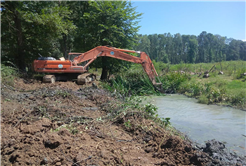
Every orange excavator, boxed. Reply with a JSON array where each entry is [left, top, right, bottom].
[[33, 46, 162, 90]]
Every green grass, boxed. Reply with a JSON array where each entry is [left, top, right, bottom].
[[226, 80, 246, 89]]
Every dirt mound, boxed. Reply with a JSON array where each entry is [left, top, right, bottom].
[[1, 78, 245, 165]]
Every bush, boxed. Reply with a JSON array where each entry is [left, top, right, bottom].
[[179, 81, 204, 97], [103, 68, 159, 97], [230, 91, 246, 106], [198, 95, 209, 104], [235, 68, 246, 79], [1, 63, 19, 86], [144, 103, 158, 116], [160, 72, 188, 93]]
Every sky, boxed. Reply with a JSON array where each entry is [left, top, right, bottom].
[[132, 1, 245, 41]]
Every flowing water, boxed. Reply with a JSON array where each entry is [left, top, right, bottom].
[[149, 94, 246, 156]]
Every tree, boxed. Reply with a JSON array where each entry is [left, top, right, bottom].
[[134, 34, 151, 55], [227, 40, 240, 60], [197, 31, 209, 63], [64, 1, 89, 54], [173, 33, 182, 64], [157, 34, 169, 63], [73, 1, 142, 80], [165, 33, 174, 64], [187, 36, 198, 63], [239, 41, 246, 61], [1, 1, 76, 70], [148, 34, 159, 61]]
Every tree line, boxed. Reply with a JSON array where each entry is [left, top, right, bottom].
[[134, 32, 246, 64]]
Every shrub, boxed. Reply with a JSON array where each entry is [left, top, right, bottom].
[[144, 103, 158, 116], [230, 91, 246, 106], [198, 95, 209, 104], [103, 68, 159, 96], [235, 68, 246, 79], [160, 72, 188, 93], [1, 63, 19, 86]]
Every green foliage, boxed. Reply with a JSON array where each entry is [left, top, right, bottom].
[[77, 1, 142, 79], [134, 31, 246, 65], [161, 117, 171, 127], [180, 81, 204, 97], [230, 91, 246, 106], [105, 93, 171, 129], [102, 67, 159, 96], [1, 63, 19, 86], [235, 68, 246, 79], [198, 95, 209, 104], [83, 1, 141, 48], [226, 80, 245, 89], [1, 1, 76, 69], [144, 103, 158, 116], [160, 73, 189, 93], [207, 88, 227, 103], [124, 120, 131, 128], [164, 61, 246, 109]]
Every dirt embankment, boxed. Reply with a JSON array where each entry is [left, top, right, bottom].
[[1, 78, 245, 165]]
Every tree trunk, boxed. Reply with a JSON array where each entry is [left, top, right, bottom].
[[14, 9, 25, 70], [63, 35, 67, 59], [100, 56, 108, 80]]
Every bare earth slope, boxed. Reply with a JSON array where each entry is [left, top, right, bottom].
[[1, 78, 245, 165]]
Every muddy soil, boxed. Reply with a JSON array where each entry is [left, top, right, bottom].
[[1, 77, 245, 165]]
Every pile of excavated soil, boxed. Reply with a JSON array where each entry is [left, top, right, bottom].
[[1, 77, 245, 165]]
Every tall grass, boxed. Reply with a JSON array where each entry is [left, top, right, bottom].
[[101, 67, 160, 97], [160, 72, 189, 93]]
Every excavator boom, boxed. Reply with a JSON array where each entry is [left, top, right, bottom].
[[33, 46, 162, 88]]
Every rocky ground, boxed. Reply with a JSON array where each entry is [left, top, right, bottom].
[[1, 77, 245, 165]]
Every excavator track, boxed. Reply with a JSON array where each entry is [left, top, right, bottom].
[[77, 73, 96, 85], [43, 75, 56, 83]]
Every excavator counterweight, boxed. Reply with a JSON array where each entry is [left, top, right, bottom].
[[33, 46, 162, 91]]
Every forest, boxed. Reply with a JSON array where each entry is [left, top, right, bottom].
[[134, 33, 246, 64], [1, 1, 245, 74]]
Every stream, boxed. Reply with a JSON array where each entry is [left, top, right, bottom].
[[149, 94, 246, 156]]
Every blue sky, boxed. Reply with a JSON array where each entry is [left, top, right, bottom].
[[132, 1, 245, 41]]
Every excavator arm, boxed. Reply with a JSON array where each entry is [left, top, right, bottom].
[[69, 46, 162, 87]]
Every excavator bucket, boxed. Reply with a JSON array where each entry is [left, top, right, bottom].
[[153, 83, 164, 93]]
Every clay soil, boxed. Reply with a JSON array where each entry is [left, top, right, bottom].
[[0, 77, 242, 166]]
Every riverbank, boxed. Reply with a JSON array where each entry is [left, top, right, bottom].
[[1, 76, 246, 165], [102, 61, 246, 110]]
